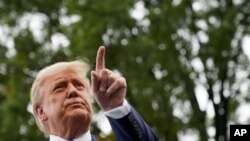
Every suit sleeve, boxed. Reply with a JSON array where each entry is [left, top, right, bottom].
[[106, 106, 159, 141]]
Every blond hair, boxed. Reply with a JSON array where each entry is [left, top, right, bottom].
[[30, 60, 90, 134]]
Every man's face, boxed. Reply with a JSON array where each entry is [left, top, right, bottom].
[[39, 68, 92, 133]]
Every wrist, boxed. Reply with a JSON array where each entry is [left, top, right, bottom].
[[104, 99, 131, 119], [102, 99, 124, 111]]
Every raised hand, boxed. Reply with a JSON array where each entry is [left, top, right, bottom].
[[91, 46, 127, 111]]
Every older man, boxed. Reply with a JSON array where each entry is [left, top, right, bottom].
[[30, 46, 159, 141]]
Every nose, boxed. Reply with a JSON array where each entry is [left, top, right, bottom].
[[67, 83, 78, 98]]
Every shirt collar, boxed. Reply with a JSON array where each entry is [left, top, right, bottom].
[[50, 130, 92, 141]]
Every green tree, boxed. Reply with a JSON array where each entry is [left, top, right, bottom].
[[1, 0, 250, 141]]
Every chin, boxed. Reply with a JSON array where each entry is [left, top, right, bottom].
[[68, 109, 92, 121]]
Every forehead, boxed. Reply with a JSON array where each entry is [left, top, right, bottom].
[[43, 68, 85, 84]]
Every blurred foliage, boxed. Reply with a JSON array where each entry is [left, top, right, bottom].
[[1, 0, 250, 141]]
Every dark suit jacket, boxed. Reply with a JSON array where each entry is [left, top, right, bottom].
[[107, 106, 159, 141], [91, 135, 96, 141]]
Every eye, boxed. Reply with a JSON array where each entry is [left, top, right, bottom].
[[76, 84, 85, 90], [53, 83, 66, 93], [74, 81, 85, 90], [54, 87, 64, 92]]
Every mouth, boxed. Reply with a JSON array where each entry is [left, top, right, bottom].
[[66, 100, 85, 108]]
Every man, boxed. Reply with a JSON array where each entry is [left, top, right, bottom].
[[30, 46, 159, 141]]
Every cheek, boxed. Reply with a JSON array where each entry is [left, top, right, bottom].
[[45, 96, 64, 115], [50, 96, 59, 104], [86, 100, 92, 113], [81, 94, 93, 113]]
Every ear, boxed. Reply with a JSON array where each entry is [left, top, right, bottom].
[[35, 105, 48, 121]]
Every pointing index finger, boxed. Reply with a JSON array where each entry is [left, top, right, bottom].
[[96, 46, 106, 72]]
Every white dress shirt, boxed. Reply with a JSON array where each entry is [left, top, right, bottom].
[[104, 99, 131, 119], [49, 100, 131, 141], [50, 130, 91, 141]]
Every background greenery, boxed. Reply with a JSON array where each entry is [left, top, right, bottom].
[[0, 0, 250, 141]]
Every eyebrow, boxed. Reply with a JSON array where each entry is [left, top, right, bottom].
[[53, 77, 85, 86], [71, 78, 86, 86], [54, 81, 66, 88], [50, 78, 67, 89]]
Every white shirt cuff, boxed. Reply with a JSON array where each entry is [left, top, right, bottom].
[[104, 99, 131, 119]]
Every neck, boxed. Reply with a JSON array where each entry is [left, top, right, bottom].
[[60, 128, 88, 139], [48, 117, 90, 139]]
